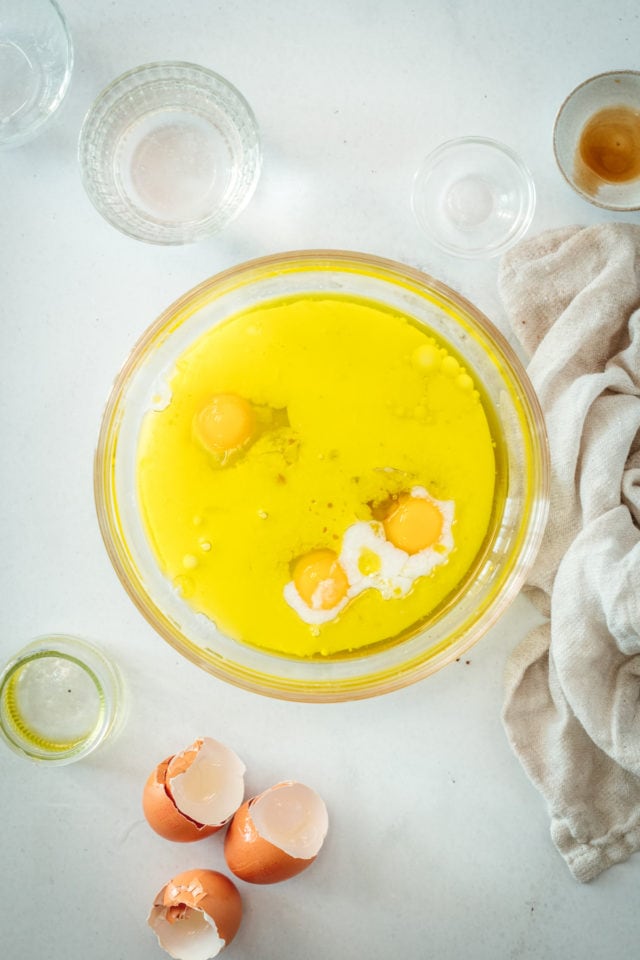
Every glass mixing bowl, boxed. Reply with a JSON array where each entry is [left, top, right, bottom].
[[95, 251, 549, 702]]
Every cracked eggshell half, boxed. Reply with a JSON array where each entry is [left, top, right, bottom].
[[224, 780, 329, 883], [143, 737, 246, 842], [148, 869, 242, 960]]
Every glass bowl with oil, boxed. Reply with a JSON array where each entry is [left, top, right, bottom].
[[95, 251, 549, 702], [554, 70, 640, 210], [0, 635, 123, 764]]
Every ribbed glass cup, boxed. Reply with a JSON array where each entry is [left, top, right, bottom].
[[78, 62, 261, 244]]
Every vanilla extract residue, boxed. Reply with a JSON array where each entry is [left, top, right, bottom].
[[575, 104, 640, 196]]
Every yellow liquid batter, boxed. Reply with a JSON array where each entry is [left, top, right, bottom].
[[136, 296, 497, 658]]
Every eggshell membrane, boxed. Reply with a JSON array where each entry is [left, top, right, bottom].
[[142, 757, 220, 843], [167, 737, 246, 827], [224, 781, 329, 884], [148, 869, 242, 960]]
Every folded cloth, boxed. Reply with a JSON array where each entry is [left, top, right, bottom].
[[498, 223, 640, 883]]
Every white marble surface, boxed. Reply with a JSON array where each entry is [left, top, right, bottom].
[[1, 1, 639, 957]]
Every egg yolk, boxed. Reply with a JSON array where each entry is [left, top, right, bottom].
[[293, 549, 349, 611], [383, 494, 443, 555], [193, 393, 255, 458]]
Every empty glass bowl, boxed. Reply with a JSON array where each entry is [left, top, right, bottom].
[[554, 70, 640, 210], [0, 0, 73, 148], [412, 137, 536, 258], [78, 62, 262, 244]]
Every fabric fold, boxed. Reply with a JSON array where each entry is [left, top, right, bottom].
[[499, 223, 640, 882]]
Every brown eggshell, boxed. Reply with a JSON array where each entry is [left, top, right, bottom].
[[166, 741, 201, 779], [224, 797, 316, 884], [161, 869, 242, 947], [142, 756, 220, 843]]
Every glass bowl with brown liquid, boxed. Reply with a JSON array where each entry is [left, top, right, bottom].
[[554, 70, 640, 210]]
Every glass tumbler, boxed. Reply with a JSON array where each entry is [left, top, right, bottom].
[[0, 0, 73, 148], [78, 61, 262, 244]]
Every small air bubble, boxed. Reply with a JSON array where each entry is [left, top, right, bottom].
[[412, 343, 440, 373], [441, 355, 459, 377]]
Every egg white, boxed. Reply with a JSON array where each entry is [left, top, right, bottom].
[[340, 486, 455, 601], [283, 579, 349, 625], [283, 485, 455, 624], [339, 521, 413, 599]]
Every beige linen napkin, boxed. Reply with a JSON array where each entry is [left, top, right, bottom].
[[498, 223, 640, 883]]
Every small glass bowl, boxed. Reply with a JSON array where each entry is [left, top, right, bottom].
[[412, 137, 536, 258], [0, 635, 123, 764], [554, 70, 640, 211], [94, 250, 549, 703], [0, 0, 73, 148], [78, 62, 262, 244]]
